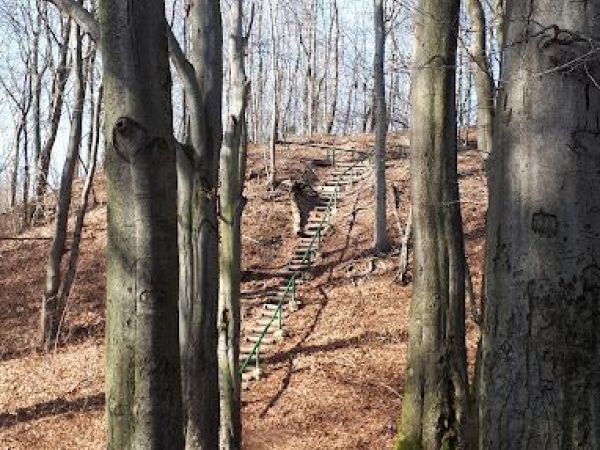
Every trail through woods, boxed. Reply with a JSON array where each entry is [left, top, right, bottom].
[[0, 136, 487, 449]]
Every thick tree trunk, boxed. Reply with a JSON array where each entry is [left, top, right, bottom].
[[480, 1, 600, 448], [101, 0, 182, 447], [397, 0, 467, 447], [40, 21, 85, 350], [465, 0, 494, 159], [373, 0, 390, 253], [177, 1, 223, 448], [217, 3, 247, 447]]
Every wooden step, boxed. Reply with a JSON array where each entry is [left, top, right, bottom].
[[259, 308, 290, 318], [294, 247, 316, 254], [255, 316, 282, 327], [325, 180, 351, 186], [247, 323, 279, 333], [246, 334, 276, 345], [285, 266, 308, 274], [263, 302, 288, 311], [295, 250, 317, 258], [240, 344, 262, 354], [288, 259, 311, 266], [239, 352, 257, 361], [335, 162, 361, 167], [315, 186, 338, 191]]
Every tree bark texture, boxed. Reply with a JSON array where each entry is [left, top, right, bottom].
[[326, 0, 339, 135], [465, 0, 494, 159], [268, 0, 279, 187], [217, 2, 247, 447], [480, 1, 600, 448], [101, 0, 182, 447], [397, 0, 467, 447], [373, 0, 390, 253], [177, 1, 223, 447], [34, 20, 71, 206], [40, 21, 85, 350]]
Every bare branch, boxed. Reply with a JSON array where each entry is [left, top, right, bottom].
[[45, 0, 100, 43], [166, 26, 201, 103]]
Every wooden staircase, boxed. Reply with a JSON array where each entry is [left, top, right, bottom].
[[239, 156, 370, 390]]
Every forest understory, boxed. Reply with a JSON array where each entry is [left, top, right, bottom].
[[0, 135, 486, 449]]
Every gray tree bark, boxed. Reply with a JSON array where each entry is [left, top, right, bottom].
[[397, 0, 468, 447], [100, 0, 183, 447], [217, 2, 248, 447], [58, 83, 102, 303], [175, 1, 222, 447], [465, 0, 494, 159], [33, 19, 71, 207], [10, 117, 25, 208], [480, 1, 600, 448], [268, 0, 279, 187], [373, 0, 390, 254], [40, 20, 85, 350], [326, 0, 339, 135]]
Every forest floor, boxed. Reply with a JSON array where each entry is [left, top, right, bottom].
[[0, 135, 487, 449]]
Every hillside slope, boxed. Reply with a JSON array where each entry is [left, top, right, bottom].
[[0, 137, 486, 449]]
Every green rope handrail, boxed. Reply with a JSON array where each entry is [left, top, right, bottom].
[[239, 156, 370, 378]]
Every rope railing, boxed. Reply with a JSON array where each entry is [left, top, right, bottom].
[[239, 155, 370, 380]]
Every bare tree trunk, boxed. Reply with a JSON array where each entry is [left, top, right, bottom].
[[397, 0, 467, 447], [253, 1, 264, 143], [480, 1, 600, 447], [99, 0, 183, 446], [40, 20, 85, 350], [326, 0, 339, 135], [466, 0, 494, 159], [217, 2, 248, 446], [268, 0, 279, 187], [56, 84, 103, 331], [494, 0, 505, 62], [308, 0, 316, 138], [361, 80, 370, 134], [84, 48, 97, 174], [10, 118, 25, 208], [34, 19, 71, 207], [373, 0, 390, 254], [176, 1, 223, 447], [22, 126, 30, 229], [31, 1, 43, 166]]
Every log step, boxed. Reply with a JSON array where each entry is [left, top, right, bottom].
[[285, 266, 308, 273], [255, 316, 282, 327], [240, 343, 264, 354], [246, 334, 276, 345], [247, 322, 282, 333], [239, 351, 257, 361], [259, 308, 290, 318]]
